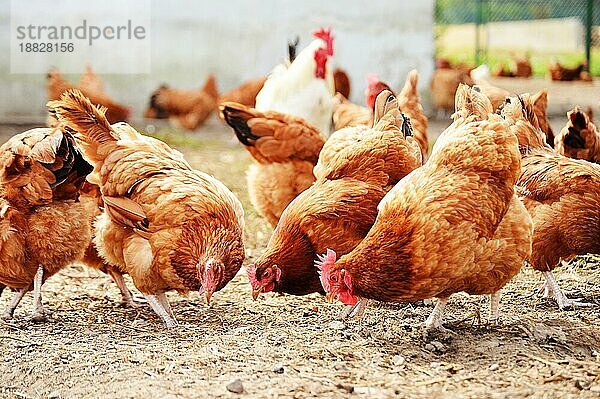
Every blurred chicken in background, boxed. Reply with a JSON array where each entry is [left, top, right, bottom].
[[218, 77, 267, 108], [430, 60, 474, 115], [555, 107, 600, 163], [47, 68, 131, 125], [144, 75, 219, 130]]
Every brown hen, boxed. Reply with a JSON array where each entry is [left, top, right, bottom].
[[554, 107, 600, 163], [49, 90, 245, 328], [220, 102, 326, 227], [318, 85, 532, 331], [144, 75, 219, 130], [218, 77, 266, 108], [47, 68, 130, 124], [246, 91, 422, 304], [502, 93, 600, 309], [0, 127, 93, 321]]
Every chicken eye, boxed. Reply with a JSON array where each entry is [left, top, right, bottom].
[[262, 270, 270, 278]]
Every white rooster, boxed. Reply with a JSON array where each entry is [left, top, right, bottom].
[[256, 27, 335, 135]]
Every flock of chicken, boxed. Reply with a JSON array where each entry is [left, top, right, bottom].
[[430, 57, 594, 115], [0, 28, 598, 332]]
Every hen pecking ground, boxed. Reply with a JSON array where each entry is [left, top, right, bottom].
[[0, 119, 599, 399]]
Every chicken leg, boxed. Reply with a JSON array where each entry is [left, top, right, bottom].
[[106, 269, 144, 308], [490, 291, 501, 324], [1, 287, 28, 320], [423, 297, 449, 332], [144, 293, 177, 328], [539, 271, 592, 310], [31, 266, 47, 322]]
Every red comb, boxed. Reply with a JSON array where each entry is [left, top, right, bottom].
[[312, 26, 334, 56], [315, 249, 337, 291]]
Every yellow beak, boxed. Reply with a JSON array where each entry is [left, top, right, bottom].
[[326, 292, 336, 303], [252, 286, 264, 300], [205, 291, 213, 305]]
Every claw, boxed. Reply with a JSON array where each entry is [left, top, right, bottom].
[[557, 297, 592, 310], [541, 271, 593, 310]]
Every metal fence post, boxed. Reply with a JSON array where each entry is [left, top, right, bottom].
[[585, 0, 593, 71], [475, 0, 483, 65]]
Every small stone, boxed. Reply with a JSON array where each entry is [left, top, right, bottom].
[[336, 383, 354, 393], [328, 320, 346, 330], [48, 392, 61, 399], [334, 361, 348, 372], [489, 363, 500, 371], [424, 343, 435, 352], [271, 364, 284, 374], [431, 341, 444, 351], [430, 362, 442, 368], [392, 355, 405, 366], [226, 379, 244, 394]]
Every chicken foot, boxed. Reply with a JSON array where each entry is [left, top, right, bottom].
[[337, 298, 369, 320], [144, 293, 177, 328], [1, 287, 28, 320], [539, 271, 592, 310], [31, 266, 48, 322], [106, 269, 145, 308], [423, 297, 449, 333]]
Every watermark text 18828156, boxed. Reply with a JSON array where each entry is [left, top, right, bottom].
[[10, 0, 151, 74]]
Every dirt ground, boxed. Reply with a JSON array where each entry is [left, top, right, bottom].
[[0, 117, 599, 399]]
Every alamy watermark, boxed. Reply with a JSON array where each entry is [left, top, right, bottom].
[[10, 0, 151, 74]]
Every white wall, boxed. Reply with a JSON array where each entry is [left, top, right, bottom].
[[0, 0, 435, 121]]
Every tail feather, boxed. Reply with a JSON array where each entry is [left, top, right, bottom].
[[219, 102, 260, 146], [399, 69, 418, 99], [202, 75, 219, 100], [47, 89, 116, 145]]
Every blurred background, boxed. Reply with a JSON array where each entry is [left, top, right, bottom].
[[0, 0, 598, 122]]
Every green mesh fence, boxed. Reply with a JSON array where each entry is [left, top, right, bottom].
[[435, 0, 599, 76]]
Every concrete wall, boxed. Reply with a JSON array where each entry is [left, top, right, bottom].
[[0, 0, 435, 122]]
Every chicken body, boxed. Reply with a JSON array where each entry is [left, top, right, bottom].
[[333, 68, 351, 98], [554, 107, 600, 163], [502, 95, 600, 309], [549, 62, 587, 81], [47, 69, 130, 124], [247, 91, 422, 299], [430, 67, 473, 113], [319, 86, 532, 331], [218, 77, 266, 108], [78, 65, 104, 96], [220, 102, 325, 227], [145, 75, 219, 130], [332, 94, 372, 131], [78, 184, 140, 307], [50, 90, 245, 328], [332, 71, 429, 160], [255, 30, 335, 135], [0, 128, 93, 321]]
